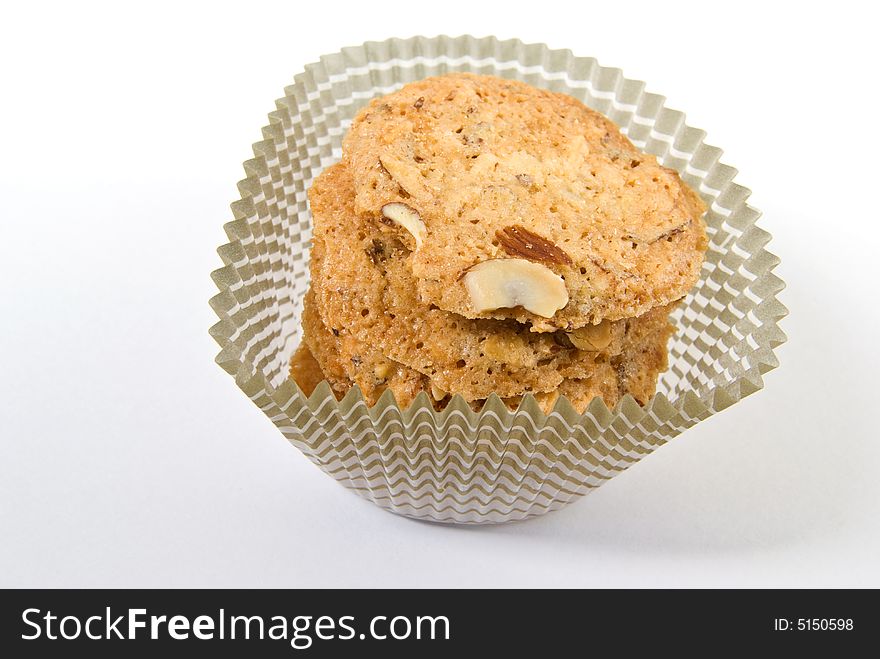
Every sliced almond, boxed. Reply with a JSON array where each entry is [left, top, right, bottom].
[[481, 334, 509, 363], [463, 258, 568, 318], [496, 225, 572, 266], [381, 202, 426, 247], [378, 154, 426, 199], [481, 334, 531, 368], [567, 320, 612, 351], [430, 383, 447, 401]]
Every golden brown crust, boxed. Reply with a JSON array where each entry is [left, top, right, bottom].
[[342, 73, 707, 331]]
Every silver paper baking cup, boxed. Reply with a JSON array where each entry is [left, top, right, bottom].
[[209, 36, 787, 524]]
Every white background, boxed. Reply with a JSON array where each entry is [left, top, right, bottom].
[[2, 0, 878, 587]]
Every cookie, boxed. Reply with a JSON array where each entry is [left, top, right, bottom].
[[611, 305, 675, 405], [499, 364, 617, 413], [503, 310, 673, 411], [297, 284, 674, 413], [342, 73, 707, 331], [308, 163, 647, 402], [301, 286, 429, 408]]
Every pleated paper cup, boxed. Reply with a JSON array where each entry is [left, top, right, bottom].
[[209, 36, 787, 524]]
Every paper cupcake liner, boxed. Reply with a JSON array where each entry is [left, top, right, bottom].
[[209, 36, 787, 524]]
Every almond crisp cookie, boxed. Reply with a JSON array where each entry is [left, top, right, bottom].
[[306, 164, 679, 402], [290, 73, 703, 413], [343, 73, 707, 331], [296, 279, 675, 413]]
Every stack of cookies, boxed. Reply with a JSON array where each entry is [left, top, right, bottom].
[[291, 73, 707, 412]]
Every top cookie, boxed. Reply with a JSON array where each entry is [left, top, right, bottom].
[[343, 73, 707, 331]]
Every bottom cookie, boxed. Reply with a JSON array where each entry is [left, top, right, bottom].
[[292, 287, 674, 413]]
